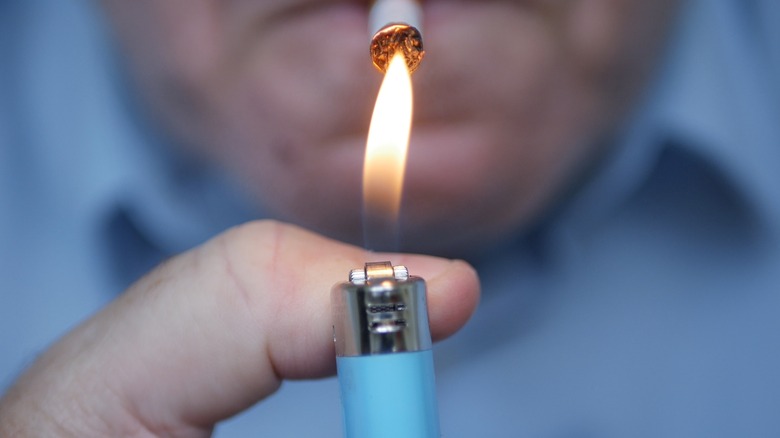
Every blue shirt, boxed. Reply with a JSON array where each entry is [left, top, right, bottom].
[[2, 0, 779, 436]]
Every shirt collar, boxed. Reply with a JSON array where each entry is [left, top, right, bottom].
[[76, 24, 260, 271], [92, 60, 261, 287], [655, 0, 780, 231], [104, 71, 260, 256], [549, 0, 780, 255]]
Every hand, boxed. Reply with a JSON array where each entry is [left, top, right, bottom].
[[0, 221, 479, 437]]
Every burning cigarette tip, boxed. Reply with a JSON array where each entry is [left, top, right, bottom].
[[369, 0, 425, 73], [370, 24, 424, 74]]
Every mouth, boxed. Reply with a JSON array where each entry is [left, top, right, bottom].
[[230, 2, 556, 200], [234, 0, 554, 162]]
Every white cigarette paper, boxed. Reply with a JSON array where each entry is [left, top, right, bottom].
[[369, 0, 423, 38]]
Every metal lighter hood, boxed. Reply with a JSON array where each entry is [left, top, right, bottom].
[[332, 261, 432, 357]]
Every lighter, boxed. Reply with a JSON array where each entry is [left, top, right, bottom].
[[332, 261, 440, 438]]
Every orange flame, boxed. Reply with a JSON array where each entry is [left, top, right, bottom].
[[363, 51, 414, 243]]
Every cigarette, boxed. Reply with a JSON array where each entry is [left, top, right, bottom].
[[369, 0, 425, 73]]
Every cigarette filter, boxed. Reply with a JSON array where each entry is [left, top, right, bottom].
[[332, 261, 440, 438]]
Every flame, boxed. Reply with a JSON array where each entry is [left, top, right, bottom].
[[363, 51, 413, 244]]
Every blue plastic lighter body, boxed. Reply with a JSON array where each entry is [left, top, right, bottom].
[[337, 350, 439, 438], [332, 262, 440, 438]]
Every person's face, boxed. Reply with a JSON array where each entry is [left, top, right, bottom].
[[102, 0, 678, 255]]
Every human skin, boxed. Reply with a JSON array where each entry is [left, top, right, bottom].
[[0, 222, 479, 436], [99, 0, 678, 255], [0, 1, 679, 434]]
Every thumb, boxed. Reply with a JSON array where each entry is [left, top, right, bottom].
[[0, 221, 480, 437]]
